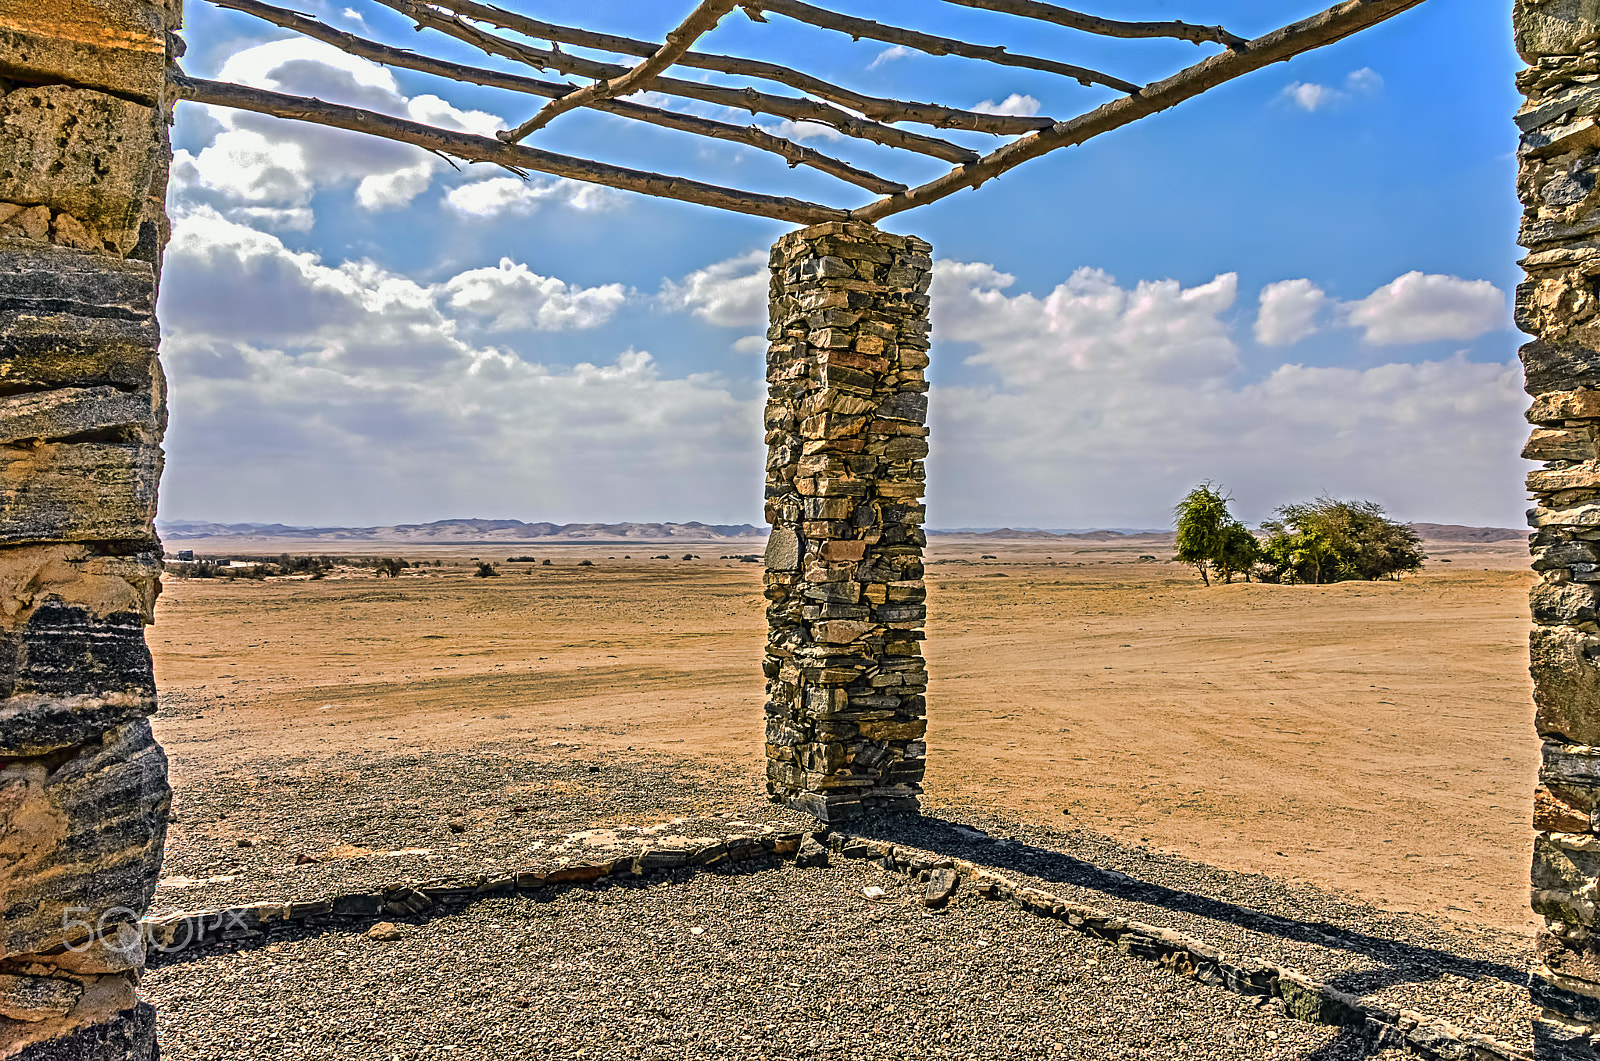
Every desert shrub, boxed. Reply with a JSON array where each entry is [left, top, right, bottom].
[[507, 555, 538, 563], [1259, 497, 1424, 584], [473, 562, 500, 578], [375, 557, 410, 578], [1174, 483, 1256, 586], [578, 559, 594, 567]]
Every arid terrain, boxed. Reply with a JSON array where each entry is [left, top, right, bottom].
[[148, 533, 1538, 935]]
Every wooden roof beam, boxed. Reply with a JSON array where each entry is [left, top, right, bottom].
[[738, 0, 1141, 93], [938, 0, 1245, 48], [427, 0, 1055, 135], [377, 0, 982, 164], [853, 0, 1428, 222], [500, 0, 739, 143], [171, 73, 851, 224], [206, 0, 907, 194]]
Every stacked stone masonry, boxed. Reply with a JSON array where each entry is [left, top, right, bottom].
[[0, 0, 176, 1058], [762, 221, 932, 822]]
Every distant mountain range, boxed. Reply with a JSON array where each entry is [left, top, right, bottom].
[[157, 518, 764, 543], [930, 524, 1526, 543], [159, 518, 1527, 545], [1407, 523, 1525, 543]]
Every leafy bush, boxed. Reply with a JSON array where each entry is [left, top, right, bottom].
[[1259, 497, 1424, 584], [1173, 483, 1257, 585], [473, 562, 500, 578]]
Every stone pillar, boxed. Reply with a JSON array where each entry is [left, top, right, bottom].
[[0, 0, 176, 1057], [761, 221, 932, 823]]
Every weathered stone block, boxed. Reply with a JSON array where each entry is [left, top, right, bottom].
[[0, 387, 161, 446], [1529, 427, 1600, 463], [764, 526, 800, 572], [1542, 926, 1600, 986], [1534, 389, 1600, 424], [1526, 340, 1600, 395], [7, 1000, 157, 1061], [0, 86, 164, 253], [1534, 626, 1600, 744], [1540, 782, 1599, 832], [0, 0, 169, 102], [0, 599, 157, 755], [0, 241, 159, 392], [1536, 578, 1600, 627], [0, 719, 168, 961], [0, 974, 82, 1022], [1516, 0, 1600, 60], [0, 441, 161, 544]]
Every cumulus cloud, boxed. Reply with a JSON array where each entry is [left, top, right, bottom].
[[658, 251, 769, 328], [443, 176, 623, 218], [1255, 279, 1328, 346], [926, 262, 1526, 527], [1342, 272, 1506, 345], [971, 94, 1042, 118], [1281, 67, 1385, 112], [171, 39, 505, 221], [443, 259, 628, 332], [157, 211, 757, 524]]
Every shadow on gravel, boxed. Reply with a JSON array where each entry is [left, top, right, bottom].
[[142, 858, 782, 971], [848, 814, 1528, 998]]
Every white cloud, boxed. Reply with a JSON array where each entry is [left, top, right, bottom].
[[442, 258, 628, 332], [1282, 82, 1332, 112], [444, 176, 623, 218], [760, 119, 845, 143], [1255, 279, 1328, 346], [658, 250, 769, 328], [171, 39, 506, 220], [1342, 271, 1506, 345], [868, 45, 913, 70], [971, 94, 1041, 118], [926, 261, 1527, 527], [1346, 67, 1384, 93], [1281, 68, 1385, 113], [156, 211, 757, 525]]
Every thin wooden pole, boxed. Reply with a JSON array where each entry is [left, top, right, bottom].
[[852, 0, 1428, 222], [500, 0, 739, 142], [427, 0, 1055, 135], [210, 0, 906, 194], [738, 0, 1140, 92], [377, 0, 981, 164], [171, 74, 852, 224], [937, 0, 1244, 47]]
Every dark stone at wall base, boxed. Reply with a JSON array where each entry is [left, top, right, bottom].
[[1536, 1012, 1600, 1061], [11, 1003, 158, 1061]]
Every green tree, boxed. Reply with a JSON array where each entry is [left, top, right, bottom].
[[1261, 497, 1424, 584], [1173, 483, 1252, 586], [1215, 522, 1263, 584]]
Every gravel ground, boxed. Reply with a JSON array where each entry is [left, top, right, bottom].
[[859, 807, 1534, 1050], [153, 740, 808, 914], [147, 744, 1533, 1053], [144, 856, 1379, 1061]]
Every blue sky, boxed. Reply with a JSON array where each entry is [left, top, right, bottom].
[[160, 0, 1528, 529]]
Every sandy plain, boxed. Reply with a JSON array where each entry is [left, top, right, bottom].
[[149, 535, 1538, 935]]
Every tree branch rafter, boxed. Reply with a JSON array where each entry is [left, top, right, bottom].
[[181, 0, 1431, 225]]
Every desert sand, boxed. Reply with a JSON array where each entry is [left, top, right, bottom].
[[149, 535, 1538, 934]]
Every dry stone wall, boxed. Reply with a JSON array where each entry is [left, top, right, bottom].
[[762, 221, 932, 822], [0, 0, 176, 1057]]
